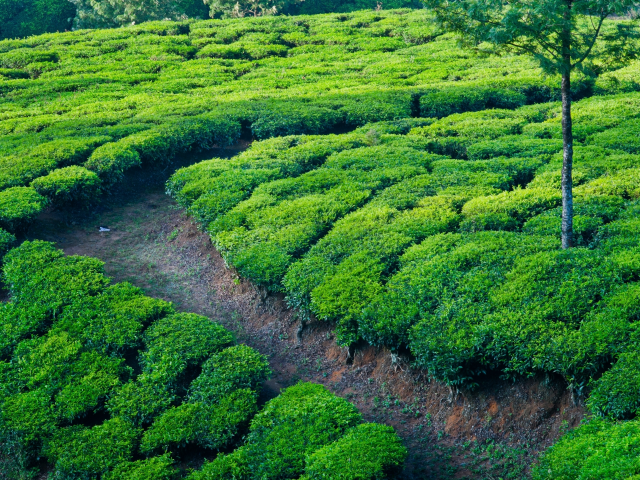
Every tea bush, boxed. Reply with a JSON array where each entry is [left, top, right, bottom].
[[188, 344, 271, 404], [305, 423, 407, 480], [84, 142, 142, 187], [587, 350, 640, 419], [140, 388, 258, 453], [0, 187, 47, 233], [532, 419, 640, 480], [103, 454, 178, 480], [241, 382, 362, 478], [44, 417, 141, 479], [0, 228, 15, 260], [31, 165, 102, 207]]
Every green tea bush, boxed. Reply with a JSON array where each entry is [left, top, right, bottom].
[[0, 186, 47, 233], [55, 282, 174, 354], [241, 382, 362, 479], [186, 449, 249, 480], [31, 166, 102, 207], [364, 232, 559, 384], [545, 283, 640, 395], [420, 86, 527, 118], [467, 137, 563, 160], [0, 228, 16, 260], [1, 387, 58, 456], [576, 168, 640, 199], [84, 142, 141, 187], [103, 454, 178, 480], [2, 240, 108, 315], [140, 388, 258, 453], [532, 419, 640, 480], [188, 345, 270, 404], [587, 350, 640, 419], [305, 423, 408, 480], [105, 375, 176, 426], [0, 294, 48, 359], [44, 417, 141, 479], [0, 49, 58, 68], [251, 104, 343, 139], [461, 188, 562, 228], [590, 118, 640, 153], [1, 244, 109, 359], [141, 312, 234, 384], [0, 136, 111, 191]]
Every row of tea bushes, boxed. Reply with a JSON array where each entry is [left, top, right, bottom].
[[0, 113, 242, 238], [0, 241, 406, 479], [0, 171, 98, 238], [533, 418, 640, 480]]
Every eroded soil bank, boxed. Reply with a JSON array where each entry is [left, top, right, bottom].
[[21, 152, 584, 479]]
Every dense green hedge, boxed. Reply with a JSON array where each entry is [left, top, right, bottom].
[[31, 165, 102, 207], [304, 423, 407, 480], [0, 186, 47, 233], [532, 419, 640, 480]]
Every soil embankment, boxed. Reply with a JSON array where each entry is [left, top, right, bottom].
[[23, 149, 584, 479]]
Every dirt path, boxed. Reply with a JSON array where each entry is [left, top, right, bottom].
[[23, 153, 584, 479]]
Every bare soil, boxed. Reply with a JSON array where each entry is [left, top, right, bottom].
[[19, 150, 585, 479]]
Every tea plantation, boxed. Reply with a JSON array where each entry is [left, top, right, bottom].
[[170, 90, 640, 477], [0, 8, 624, 241], [0, 241, 406, 479], [2, 6, 640, 479]]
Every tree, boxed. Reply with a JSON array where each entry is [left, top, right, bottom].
[[203, 0, 302, 18], [423, 0, 640, 248], [69, 0, 209, 29], [0, 0, 75, 39], [294, 0, 421, 15]]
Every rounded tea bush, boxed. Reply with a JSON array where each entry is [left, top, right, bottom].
[[31, 166, 102, 207]]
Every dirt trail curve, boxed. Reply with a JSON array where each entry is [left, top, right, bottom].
[[19, 148, 584, 479]]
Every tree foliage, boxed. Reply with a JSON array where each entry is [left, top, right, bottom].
[[69, 0, 210, 29], [423, 0, 640, 75], [0, 0, 75, 39], [204, 0, 302, 18]]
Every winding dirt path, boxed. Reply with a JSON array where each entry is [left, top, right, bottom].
[[24, 151, 584, 479]]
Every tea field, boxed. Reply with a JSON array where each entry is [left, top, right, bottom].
[[2, 7, 640, 480], [1, 8, 626, 238]]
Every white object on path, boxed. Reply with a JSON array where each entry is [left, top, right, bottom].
[[99, 227, 110, 232]]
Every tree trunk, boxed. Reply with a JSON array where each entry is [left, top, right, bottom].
[[561, 72, 573, 249], [561, 1, 574, 249]]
